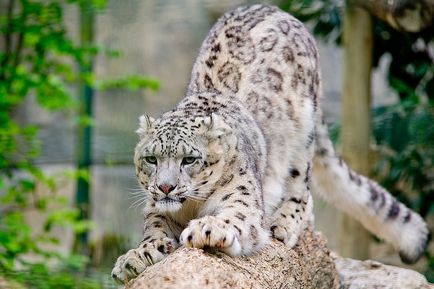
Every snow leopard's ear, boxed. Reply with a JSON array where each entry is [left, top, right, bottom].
[[201, 113, 232, 138], [136, 114, 155, 138]]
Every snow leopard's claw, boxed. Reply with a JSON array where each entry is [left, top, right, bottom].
[[180, 216, 242, 256], [111, 249, 147, 285], [111, 237, 177, 284], [270, 224, 299, 248]]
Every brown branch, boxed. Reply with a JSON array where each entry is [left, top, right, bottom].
[[348, 0, 434, 32]]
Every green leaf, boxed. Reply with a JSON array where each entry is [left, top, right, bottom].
[[76, 115, 95, 127], [97, 75, 160, 91]]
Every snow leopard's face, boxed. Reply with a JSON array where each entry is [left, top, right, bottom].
[[134, 113, 231, 212]]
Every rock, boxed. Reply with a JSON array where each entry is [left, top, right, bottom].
[[335, 257, 433, 289], [124, 229, 433, 289], [125, 230, 339, 289]]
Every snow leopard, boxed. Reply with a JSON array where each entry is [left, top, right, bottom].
[[111, 4, 428, 284]]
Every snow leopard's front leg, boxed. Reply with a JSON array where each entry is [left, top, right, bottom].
[[180, 175, 269, 256], [111, 210, 181, 284], [269, 161, 314, 248]]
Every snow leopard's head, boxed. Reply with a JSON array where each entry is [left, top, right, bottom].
[[133, 112, 233, 212]]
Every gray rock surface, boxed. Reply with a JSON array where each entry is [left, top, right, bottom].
[[335, 257, 433, 289]]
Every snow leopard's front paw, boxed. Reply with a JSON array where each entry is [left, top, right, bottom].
[[180, 216, 242, 256], [111, 237, 178, 284], [270, 220, 301, 249], [269, 196, 313, 249]]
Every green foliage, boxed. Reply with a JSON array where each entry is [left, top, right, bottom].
[[3, 257, 102, 289], [373, 22, 433, 102], [97, 75, 160, 91], [372, 99, 434, 217], [0, 0, 158, 287]]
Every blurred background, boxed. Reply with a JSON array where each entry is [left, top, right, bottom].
[[0, 0, 433, 288]]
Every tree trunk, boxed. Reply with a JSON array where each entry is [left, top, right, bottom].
[[124, 229, 433, 289], [339, 3, 373, 261], [348, 0, 434, 32]]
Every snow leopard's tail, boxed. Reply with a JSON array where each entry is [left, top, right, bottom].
[[311, 118, 428, 264]]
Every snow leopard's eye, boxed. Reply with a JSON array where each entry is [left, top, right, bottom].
[[181, 156, 197, 165], [144, 156, 157, 165]]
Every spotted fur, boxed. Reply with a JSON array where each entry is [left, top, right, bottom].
[[112, 5, 428, 284]]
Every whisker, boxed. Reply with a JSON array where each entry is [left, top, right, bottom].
[[129, 197, 149, 210], [128, 187, 150, 194], [184, 195, 207, 201], [191, 183, 210, 191], [130, 197, 145, 207], [129, 193, 149, 203], [127, 190, 149, 200], [187, 198, 203, 202], [128, 188, 146, 191], [127, 195, 145, 200], [136, 199, 148, 209], [129, 189, 144, 194], [128, 191, 144, 195]]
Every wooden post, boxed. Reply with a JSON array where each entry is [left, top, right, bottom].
[[75, 2, 94, 255], [339, 2, 373, 260]]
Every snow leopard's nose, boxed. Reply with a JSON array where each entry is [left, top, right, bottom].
[[158, 183, 176, 195]]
